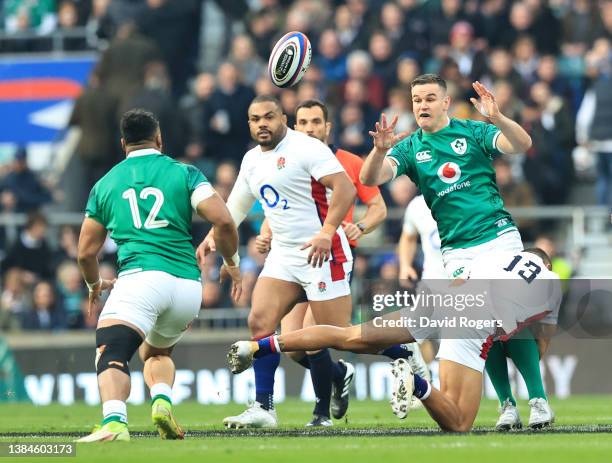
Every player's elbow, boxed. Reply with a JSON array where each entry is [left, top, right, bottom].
[[360, 171, 375, 186], [212, 213, 237, 234], [77, 247, 97, 265]]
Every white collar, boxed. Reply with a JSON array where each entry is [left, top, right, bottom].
[[127, 148, 161, 158]]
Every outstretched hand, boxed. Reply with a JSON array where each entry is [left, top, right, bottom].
[[369, 113, 410, 151], [470, 81, 501, 120]]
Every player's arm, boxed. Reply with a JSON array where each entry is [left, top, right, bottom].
[[351, 192, 387, 237], [303, 171, 356, 267], [470, 81, 532, 154], [196, 193, 242, 301], [360, 114, 410, 186], [398, 231, 418, 281], [255, 218, 272, 254], [77, 217, 115, 315]]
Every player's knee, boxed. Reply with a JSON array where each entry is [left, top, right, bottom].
[[139, 343, 173, 362], [247, 312, 273, 337], [95, 325, 142, 376]]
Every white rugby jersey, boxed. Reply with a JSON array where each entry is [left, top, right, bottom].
[[469, 250, 562, 332], [402, 195, 446, 279], [227, 128, 352, 262]]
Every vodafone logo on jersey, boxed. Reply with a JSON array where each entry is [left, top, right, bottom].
[[437, 162, 461, 184]]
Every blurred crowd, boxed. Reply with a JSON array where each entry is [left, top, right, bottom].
[[0, 0, 607, 331]]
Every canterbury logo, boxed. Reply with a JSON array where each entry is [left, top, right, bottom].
[[416, 150, 432, 162], [108, 361, 125, 368]]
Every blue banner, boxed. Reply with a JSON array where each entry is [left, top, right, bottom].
[[0, 55, 96, 143]]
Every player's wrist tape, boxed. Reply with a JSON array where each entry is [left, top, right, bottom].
[[223, 252, 240, 268], [85, 277, 102, 291]]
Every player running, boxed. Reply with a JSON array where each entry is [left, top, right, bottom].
[[199, 95, 356, 429], [360, 74, 554, 429], [227, 248, 561, 432], [76, 109, 241, 442]]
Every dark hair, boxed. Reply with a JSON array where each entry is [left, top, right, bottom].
[[295, 99, 329, 121], [249, 94, 282, 112], [523, 247, 552, 268], [26, 210, 48, 229], [410, 73, 447, 91], [120, 109, 160, 145]]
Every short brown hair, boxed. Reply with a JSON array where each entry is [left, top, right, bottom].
[[295, 99, 329, 122], [410, 73, 447, 91]]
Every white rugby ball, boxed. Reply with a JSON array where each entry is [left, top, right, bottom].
[[268, 31, 312, 88]]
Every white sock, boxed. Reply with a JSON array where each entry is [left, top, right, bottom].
[[102, 400, 127, 424], [150, 383, 173, 402]]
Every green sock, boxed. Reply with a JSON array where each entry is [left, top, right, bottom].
[[485, 341, 516, 406], [505, 332, 547, 401]]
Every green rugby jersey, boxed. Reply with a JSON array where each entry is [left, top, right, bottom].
[[388, 118, 516, 250], [85, 149, 209, 281]]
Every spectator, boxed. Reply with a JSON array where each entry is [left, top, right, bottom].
[[429, 0, 465, 50], [382, 88, 415, 134], [484, 48, 526, 98], [53, 225, 79, 267], [524, 0, 561, 54], [229, 34, 266, 87], [561, 0, 603, 54], [345, 50, 385, 110], [522, 82, 575, 205], [447, 21, 487, 82], [2, 211, 53, 282], [0, 147, 52, 213], [280, 89, 298, 128], [96, 22, 162, 104], [123, 60, 187, 158], [56, 261, 85, 329], [395, 0, 429, 59], [4, 0, 57, 35], [494, 157, 538, 241], [247, 6, 283, 60], [576, 39, 612, 211], [393, 55, 421, 91], [203, 62, 255, 165], [499, 2, 535, 51], [136, 0, 202, 97], [66, 69, 119, 211], [179, 72, 217, 179], [492, 80, 523, 123], [316, 29, 348, 82], [535, 55, 574, 110], [336, 103, 369, 156], [368, 31, 397, 86], [513, 35, 539, 83], [0, 268, 28, 330], [333, 4, 366, 51], [477, 0, 511, 48], [21, 281, 66, 331], [343, 78, 377, 130], [57, 0, 87, 50]]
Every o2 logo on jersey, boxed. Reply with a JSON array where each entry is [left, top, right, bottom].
[[260, 184, 290, 210], [437, 162, 461, 184]]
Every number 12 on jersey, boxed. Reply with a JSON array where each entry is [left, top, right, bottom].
[[122, 187, 169, 229]]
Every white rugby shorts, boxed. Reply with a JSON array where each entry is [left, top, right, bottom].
[[259, 244, 353, 301], [99, 270, 202, 348]]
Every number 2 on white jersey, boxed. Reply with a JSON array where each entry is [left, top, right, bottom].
[[122, 187, 169, 229]]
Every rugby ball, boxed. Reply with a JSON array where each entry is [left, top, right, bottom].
[[268, 31, 312, 88]]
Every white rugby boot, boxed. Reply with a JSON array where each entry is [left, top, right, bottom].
[[389, 358, 415, 419], [528, 398, 554, 429], [227, 341, 256, 374], [495, 399, 523, 431], [405, 343, 431, 410], [223, 402, 278, 429]]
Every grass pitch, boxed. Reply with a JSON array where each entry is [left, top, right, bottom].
[[1, 396, 612, 463]]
